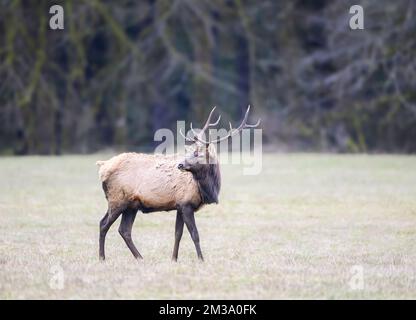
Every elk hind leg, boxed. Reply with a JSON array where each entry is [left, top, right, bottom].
[[118, 208, 143, 260], [99, 205, 123, 261]]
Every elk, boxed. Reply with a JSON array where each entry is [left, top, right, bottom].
[[96, 106, 260, 261]]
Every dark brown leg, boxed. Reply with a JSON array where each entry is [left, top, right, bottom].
[[182, 206, 204, 261], [99, 206, 123, 261], [118, 209, 143, 260], [172, 210, 184, 261]]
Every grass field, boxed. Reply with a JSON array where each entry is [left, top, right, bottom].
[[0, 153, 415, 299]]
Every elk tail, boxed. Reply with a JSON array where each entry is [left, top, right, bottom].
[[96, 160, 106, 167], [96, 160, 108, 181]]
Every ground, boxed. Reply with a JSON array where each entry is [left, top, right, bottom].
[[0, 153, 415, 299]]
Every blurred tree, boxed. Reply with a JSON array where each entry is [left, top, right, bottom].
[[0, 0, 415, 154]]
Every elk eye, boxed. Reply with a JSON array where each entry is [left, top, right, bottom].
[[194, 150, 198, 157]]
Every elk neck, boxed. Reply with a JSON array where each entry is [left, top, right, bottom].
[[192, 162, 221, 205]]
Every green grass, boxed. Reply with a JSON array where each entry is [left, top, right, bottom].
[[0, 153, 416, 299]]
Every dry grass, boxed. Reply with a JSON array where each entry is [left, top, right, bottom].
[[0, 153, 416, 299]]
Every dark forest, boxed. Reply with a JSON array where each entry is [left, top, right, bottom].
[[1, 0, 415, 154]]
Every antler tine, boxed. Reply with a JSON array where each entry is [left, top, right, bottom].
[[234, 105, 261, 131], [209, 121, 234, 144], [244, 118, 261, 128], [200, 106, 221, 134], [187, 106, 221, 144], [179, 128, 197, 143], [234, 105, 251, 131], [210, 114, 221, 126], [210, 105, 261, 144], [190, 122, 198, 137], [191, 115, 221, 136], [199, 114, 221, 139]]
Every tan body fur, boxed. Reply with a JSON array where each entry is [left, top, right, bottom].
[[97, 153, 203, 213]]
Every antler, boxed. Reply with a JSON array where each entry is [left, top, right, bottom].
[[179, 128, 197, 143], [190, 106, 221, 140], [208, 105, 261, 144], [180, 105, 260, 144]]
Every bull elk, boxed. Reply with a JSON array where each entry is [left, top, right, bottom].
[[96, 106, 260, 261]]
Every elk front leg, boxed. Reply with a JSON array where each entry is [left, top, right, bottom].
[[172, 210, 184, 261], [182, 206, 204, 261]]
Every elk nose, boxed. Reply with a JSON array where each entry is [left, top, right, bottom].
[[177, 163, 184, 170]]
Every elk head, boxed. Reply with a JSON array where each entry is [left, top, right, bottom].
[[177, 105, 261, 173]]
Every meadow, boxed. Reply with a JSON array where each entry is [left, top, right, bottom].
[[0, 153, 415, 299]]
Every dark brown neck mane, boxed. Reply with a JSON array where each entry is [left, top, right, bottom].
[[193, 163, 221, 204]]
